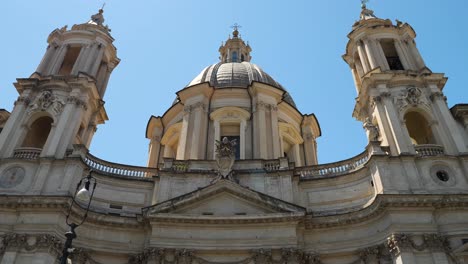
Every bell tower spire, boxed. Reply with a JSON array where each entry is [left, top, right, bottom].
[[0, 9, 120, 159], [343, 4, 467, 156], [219, 24, 252, 63]]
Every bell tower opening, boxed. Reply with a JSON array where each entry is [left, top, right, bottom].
[[404, 111, 435, 145], [58, 46, 82, 75], [21, 116, 54, 149], [380, 39, 404, 70]]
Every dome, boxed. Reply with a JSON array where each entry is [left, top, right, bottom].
[[187, 62, 296, 107]]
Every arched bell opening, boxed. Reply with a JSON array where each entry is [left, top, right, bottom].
[[404, 111, 435, 145]]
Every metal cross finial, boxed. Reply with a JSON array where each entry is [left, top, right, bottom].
[[231, 23, 241, 32]]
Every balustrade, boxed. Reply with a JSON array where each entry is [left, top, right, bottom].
[[13, 147, 42, 159], [414, 144, 444, 157], [297, 150, 369, 178], [83, 153, 158, 178]]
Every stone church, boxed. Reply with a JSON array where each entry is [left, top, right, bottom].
[[1, 4, 468, 264]]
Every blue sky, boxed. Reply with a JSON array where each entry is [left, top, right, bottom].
[[1, 1, 467, 166]]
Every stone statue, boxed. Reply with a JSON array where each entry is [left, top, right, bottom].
[[213, 137, 237, 181], [90, 9, 105, 26], [363, 118, 380, 142]]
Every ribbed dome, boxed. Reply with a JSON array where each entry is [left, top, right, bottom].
[[187, 62, 296, 107]]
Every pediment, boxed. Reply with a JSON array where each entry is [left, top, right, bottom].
[[144, 179, 305, 218]]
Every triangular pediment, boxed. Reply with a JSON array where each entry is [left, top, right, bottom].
[[144, 179, 305, 218]]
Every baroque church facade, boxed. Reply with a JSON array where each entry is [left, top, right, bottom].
[[1, 4, 468, 264]]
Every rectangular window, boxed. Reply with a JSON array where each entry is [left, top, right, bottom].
[[221, 123, 240, 160], [380, 39, 404, 70], [58, 46, 82, 75]]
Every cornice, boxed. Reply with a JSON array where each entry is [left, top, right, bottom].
[[148, 212, 305, 225], [306, 194, 468, 229], [0, 195, 145, 229]]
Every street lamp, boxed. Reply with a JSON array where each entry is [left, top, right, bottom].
[[59, 171, 97, 264]]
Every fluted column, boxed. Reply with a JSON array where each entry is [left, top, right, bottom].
[[213, 120, 220, 159], [0, 96, 30, 158], [177, 108, 190, 160], [240, 119, 246, 159], [407, 39, 426, 69], [188, 102, 206, 159], [430, 91, 467, 154], [36, 45, 56, 74], [372, 39, 390, 70], [363, 38, 379, 70], [256, 102, 268, 159], [270, 104, 281, 159], [394, 40, 411, 70], [357, 40, 370, 73], [71, 44, 91, 75], [90, 46, 105, 76], [49, 44, 69, 74], [383, 92, 413, 154]]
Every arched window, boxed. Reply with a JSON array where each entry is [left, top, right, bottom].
[[404, 111, 434, 145], [21, 116, 54, 149]]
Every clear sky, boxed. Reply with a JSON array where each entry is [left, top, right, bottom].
[[1, 1, 467, 166]]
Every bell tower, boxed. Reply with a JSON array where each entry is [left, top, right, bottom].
[[0, 9, 120, 159], [343, 3, 467, 156]]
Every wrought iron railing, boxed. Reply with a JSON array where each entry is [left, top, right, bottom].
[[296, 150, 369, 179], [13, 147, 42, 159], [83, 153, 158, 178]]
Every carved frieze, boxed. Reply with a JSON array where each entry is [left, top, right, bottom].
[[0, 233, 97, 264], [14, 96, 31, 106], [255, 101, 278, 112], [394, 86, 428, 110], [67, 96, 88, 110], [184, 102, 207, 113], [387, 233, 452, 257], [27, 90, 65, 115]]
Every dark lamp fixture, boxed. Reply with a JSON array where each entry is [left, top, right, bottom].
[[59, 170, 97, 264]]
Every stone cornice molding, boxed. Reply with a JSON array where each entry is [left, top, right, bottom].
[[305, 194, 468, 228], [129, 247, 321, 264], [147, 212, 305, 224], [0, 196, 144, 229]]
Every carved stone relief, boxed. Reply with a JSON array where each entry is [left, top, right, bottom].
[[394, 86, 428, 110], [0, 166, 25, 189], [0, 233, 97, 264], [363, 117, 380, 142], [27, 90, 65, 115]]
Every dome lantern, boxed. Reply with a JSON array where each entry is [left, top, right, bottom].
[[218, 24, 252, 63]]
